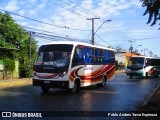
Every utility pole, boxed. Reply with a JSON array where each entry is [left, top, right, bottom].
[[29, 32, 32, 79], [29, 31, 35, 79], [143, 48, 148, 56], [87, 17, 100, 45], [128, 40, 135, 56]]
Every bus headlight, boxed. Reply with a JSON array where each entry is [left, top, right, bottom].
[[63, 71, 67, 75], [59, 71, 67, 77], [33, 71, 37, 76]]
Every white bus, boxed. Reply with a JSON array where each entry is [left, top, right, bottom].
[[32, 41, 116, 93], [126, 56, 160, 78]]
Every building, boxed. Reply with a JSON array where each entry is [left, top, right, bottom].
[[115, 51, 141, 70]]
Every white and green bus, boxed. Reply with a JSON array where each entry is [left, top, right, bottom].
[[32, 41, 116, 93], [126, 56, 160, 78]]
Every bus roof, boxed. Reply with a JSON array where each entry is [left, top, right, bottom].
[[42, 41, 115, 51]]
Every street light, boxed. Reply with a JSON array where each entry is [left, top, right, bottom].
[[94, 19, 112, 35], [135, 45, 142, 53], [87, 18, 111, 45]]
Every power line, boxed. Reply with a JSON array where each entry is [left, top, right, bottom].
[[95, 34, 113, 47], [81, 32, 92, 42], [0, 8, 90, 31], [1, 24, 158, 43], [23, 26, 66, 36], [47, 0, 132, 42], [24, 26, 91, 41], [106, 37, 160, 42], [47, 0, 88, 19], [0, 25, 29, 34], [63, 0, 132, 40], [63, 0, 99, 18], [0, 24, 91, 42]]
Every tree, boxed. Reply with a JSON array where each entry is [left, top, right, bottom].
[[115, 45, 123, 52], [140, 0, 160, 29], [0, 11, 37, 78]]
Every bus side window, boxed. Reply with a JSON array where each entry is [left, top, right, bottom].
[[100, 50, 104, 63], [104, 51, 109, 63], [111, 51, 115, 63], [84, 47, 89, 64], [73, 47, 83, 65], [93, 49, 96, 63], [88, 48, 93, 64], [95, 49, 100, 63], [145, 59, 151, 66]]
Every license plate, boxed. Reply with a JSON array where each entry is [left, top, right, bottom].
[[44, 81, 50, 84]]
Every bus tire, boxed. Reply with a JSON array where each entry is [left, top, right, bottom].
[[154, 73, 159, 78], [145, 72, 148, 79], [69, 79, 80, 93], [41, 86, 50, 93], [103, 76, 107, 85], [97, 76, 107, 87], [130, 75, 133, 79]]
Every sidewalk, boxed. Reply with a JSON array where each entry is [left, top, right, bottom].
[[115, 70, 125, 74], [131, 84, 160, 120], [137, 83, 160, 111], [0, 78, 32, 87]]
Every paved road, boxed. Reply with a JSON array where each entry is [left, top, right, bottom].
[[0, 73, 160, 120]]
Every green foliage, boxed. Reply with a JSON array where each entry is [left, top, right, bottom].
[[140, 0, 160, 29], [0, 11, 37, 77], [4, 57, 15, 71]]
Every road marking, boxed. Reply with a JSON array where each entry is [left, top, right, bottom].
[[82, 90, 118, 94], [108, 81, 136, 84]]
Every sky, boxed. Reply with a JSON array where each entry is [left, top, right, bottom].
[[0, 0, 160, 57]]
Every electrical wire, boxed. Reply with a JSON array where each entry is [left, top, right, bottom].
[[0, 8, 90, 31], [47, 0, 88, 19]]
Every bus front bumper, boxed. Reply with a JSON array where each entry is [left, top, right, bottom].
[[33, 79, 69, 89], [126, 72, 143, 77]]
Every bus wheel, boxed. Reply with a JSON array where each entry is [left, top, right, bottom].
[[154, 73, 159, 78], [145, 72, 148, 79], [69, 80, 80, 93], [130, 75, 133, 79], [97, 76, 106, 87], [102, 76, 107, 85], [41, 86, 50, 93]]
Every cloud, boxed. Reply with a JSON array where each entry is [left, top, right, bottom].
[[18, 10, 25, 15], [37, 3, 46, 9], [28, 0, 37, 3], [29, 10, 37, 15], [38, 0, 140, 40], [4, 0, 19, 11], [18, 21, 29, 26], [127, 10, 137, 16]]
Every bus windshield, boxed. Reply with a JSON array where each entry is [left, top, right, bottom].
[[35, 44, 73, 68], [128, 57, 144, 67]]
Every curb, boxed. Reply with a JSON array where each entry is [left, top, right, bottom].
[[115, 71, 125, 74], [0, 79, 32, 87]]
